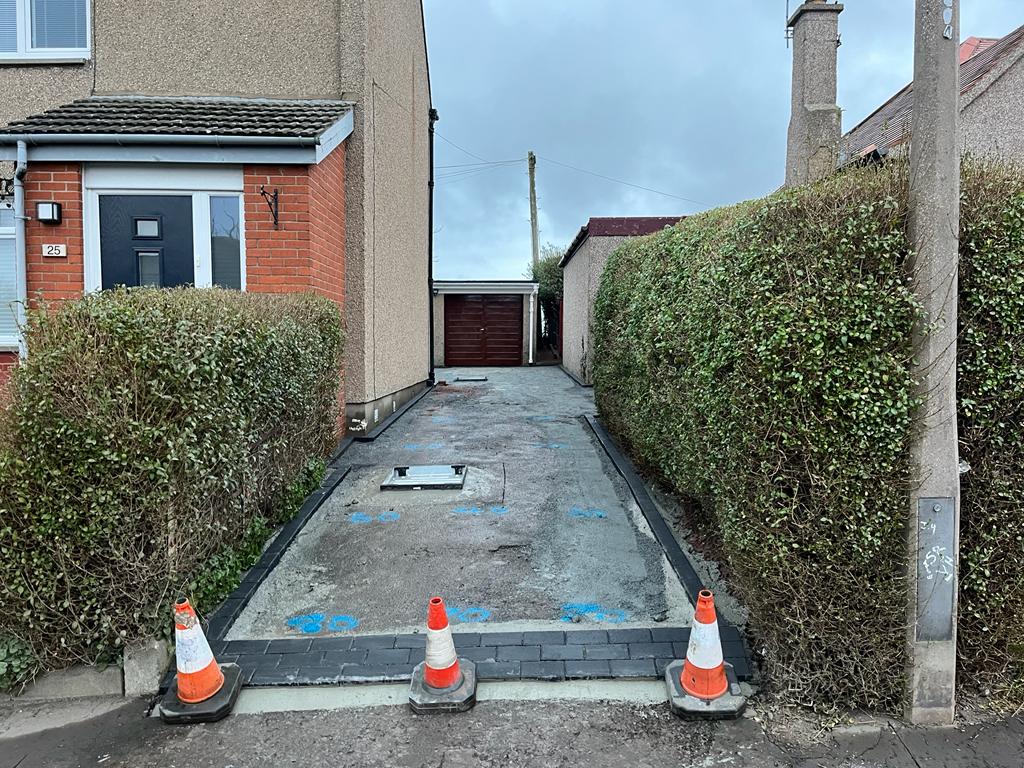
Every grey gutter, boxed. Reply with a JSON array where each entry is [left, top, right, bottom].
[[13, 141, 27, 356], [0, 133, 320, 146]]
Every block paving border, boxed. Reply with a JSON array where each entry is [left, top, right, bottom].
[[207, 626, 751, 687]]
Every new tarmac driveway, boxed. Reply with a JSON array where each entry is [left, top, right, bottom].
[[228, 366, 693, 640]]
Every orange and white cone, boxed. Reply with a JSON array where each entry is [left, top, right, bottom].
[[408, 596, 477, 713], [665, 589, 747, 718], [158, 597, 242, 724], [424, 596, 462, 689], [172, 597, 225, 704], [680, 589, 729, 700]]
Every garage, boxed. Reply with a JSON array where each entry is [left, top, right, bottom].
[[432, 280, 539, 367]]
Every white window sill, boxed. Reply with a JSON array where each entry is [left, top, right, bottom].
[[0, 55, 90, 65]]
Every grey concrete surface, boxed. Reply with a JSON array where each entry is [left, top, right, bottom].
[[229, 366, 692, 639], [122, 640, 170, 698], [19, 665, 122, 701], [4, 694, 1022, 768]]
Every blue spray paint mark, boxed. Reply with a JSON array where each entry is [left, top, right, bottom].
[[559, 603, 627, 624], [286, 613, 361, 634], [489, 505, 509, 515], [350, 511, 400, 524], [528, 415, 555, 422], [431, 416, 455, 424], [446, 606, 492, 623], [287, 613, 325, 634], [403, 443, 420, 451], [326, 615, 360, 632], [405, 442, 444, 450], [426, 442, 444, 450], [568, 507, 607, 519], [532, 442, 569, 450]]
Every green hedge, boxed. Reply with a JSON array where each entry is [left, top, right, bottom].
[[593, 162, 1024, 710], [0, 288, 344, 688]]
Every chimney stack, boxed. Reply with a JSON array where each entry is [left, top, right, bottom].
[[785, 1, 843, 186]]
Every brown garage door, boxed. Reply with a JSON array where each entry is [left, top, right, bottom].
[[444, 294, 524, 366]]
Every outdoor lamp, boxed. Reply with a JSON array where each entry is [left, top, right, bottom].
[[35, 201, 62, 225]]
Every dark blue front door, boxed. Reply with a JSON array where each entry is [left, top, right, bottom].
[[98, 195, 194, 289]]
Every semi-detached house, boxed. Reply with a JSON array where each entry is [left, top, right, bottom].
[[0, 0, 433, 434]]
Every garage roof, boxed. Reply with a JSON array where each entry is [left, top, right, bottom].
[[559, 216, 683, 268]]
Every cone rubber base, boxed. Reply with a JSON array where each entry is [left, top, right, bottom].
[[159, 663, 243, 725], [409, 659, 477, 713], [665, 660, 747, 720]]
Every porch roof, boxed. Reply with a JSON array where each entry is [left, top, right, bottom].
[[0, 96, 354, 165]]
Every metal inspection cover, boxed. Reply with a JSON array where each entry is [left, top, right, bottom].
[[454, 375, 488, 382], [381, 464, 468, 491]]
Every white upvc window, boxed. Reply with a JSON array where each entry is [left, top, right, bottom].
[[0, 203, 19, 348], [0, 0, 90, 63]]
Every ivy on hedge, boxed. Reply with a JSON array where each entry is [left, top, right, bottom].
[[593, 161, 1024, 711], [0, 288, 344, 689]]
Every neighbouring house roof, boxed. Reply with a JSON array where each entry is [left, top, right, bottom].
[[843, 24, 1024, 161], [559, 216, 683, 268], [0, 96, 354, 165]]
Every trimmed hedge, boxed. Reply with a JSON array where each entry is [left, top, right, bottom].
[[0, 288, 344, 688], [593, 161, 1024, 710]]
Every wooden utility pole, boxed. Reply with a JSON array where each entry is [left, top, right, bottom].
[[528, 151, 539, 268], [906, 0, 960, 726]]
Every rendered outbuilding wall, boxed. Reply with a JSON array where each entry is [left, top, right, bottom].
[[562, 236, 624, 384]]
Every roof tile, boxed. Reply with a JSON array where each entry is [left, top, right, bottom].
[[0, 96, 352, 139]]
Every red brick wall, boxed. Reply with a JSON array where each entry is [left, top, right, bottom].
[[23, 162, 85, 306], [0, 350, 17, 389], [307, 144, 346, 306], [243, 143, 345, 305]]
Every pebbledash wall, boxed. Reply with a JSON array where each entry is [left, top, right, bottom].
[[0, 145, 347, 390]]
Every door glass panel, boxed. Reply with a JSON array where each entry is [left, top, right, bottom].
[[0, 206, 14, 228], [0, 0, 16, 52], [137, 250, 161, 286], [31, 0, 87, 49], [210, 195, 241, 289], [134, 218, 160, 238]]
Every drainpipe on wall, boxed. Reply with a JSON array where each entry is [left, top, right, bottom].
[[13, 141, 27, 357], [528, 288, 536, 365], [427, 108, 439, 384]]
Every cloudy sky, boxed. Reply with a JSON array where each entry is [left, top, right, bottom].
[[423, 0, 1022, 280]]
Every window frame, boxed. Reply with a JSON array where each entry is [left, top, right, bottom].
[[0, 0, 92, 64], [0, 201, 20, 349], [83, 165, 247, 293]]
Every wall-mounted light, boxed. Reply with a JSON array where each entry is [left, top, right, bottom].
[[35, 201, 62, 225]]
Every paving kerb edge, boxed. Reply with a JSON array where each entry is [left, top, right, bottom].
[[558, 364, 592, 388], [583, 415, 756, 678], [157, 465, 352, 696]]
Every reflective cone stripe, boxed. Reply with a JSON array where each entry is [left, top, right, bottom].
[[423, 596, 461, 690], [680, 589, 729, 701], [173, 598, 225, 705]]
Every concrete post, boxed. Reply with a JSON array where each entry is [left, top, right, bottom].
[[785, 1, 843, 186], [906, 0, 961, 726]]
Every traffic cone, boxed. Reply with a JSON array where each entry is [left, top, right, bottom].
[[665, 589, 747, 719], [408, 596, 477, 713], [159, 597, 242, 724]]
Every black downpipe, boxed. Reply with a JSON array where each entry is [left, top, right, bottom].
[[427, 107, 439, 383]]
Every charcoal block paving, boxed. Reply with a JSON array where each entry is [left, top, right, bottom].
[[213, 627, 748, 687]]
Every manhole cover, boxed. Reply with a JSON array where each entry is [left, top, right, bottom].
[[381, 464, 468, 490], [454, 375, 487, 382]]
